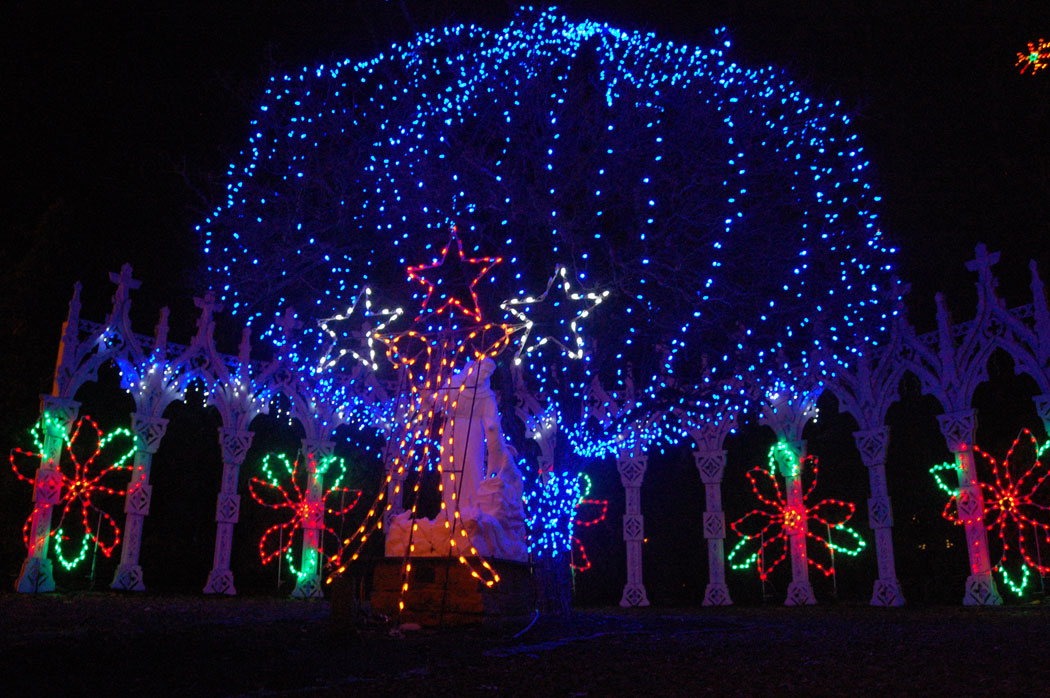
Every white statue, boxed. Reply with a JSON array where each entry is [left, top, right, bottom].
[[438, 357, 495, 512], [385, 357, 528, 562]]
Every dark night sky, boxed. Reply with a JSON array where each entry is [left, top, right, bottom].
[[3, 0, 1050, 420]]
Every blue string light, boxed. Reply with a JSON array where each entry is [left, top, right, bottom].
[[201, 7, 897, 443], [523, 469, 583, 558]]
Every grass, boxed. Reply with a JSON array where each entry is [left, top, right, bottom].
[[2, 592, 1048, 696]]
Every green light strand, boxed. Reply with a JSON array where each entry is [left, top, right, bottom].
[[769, 440, 799, 478], [99, 427, 136, 469], [930, 461, 960, 497], [577, 472, 592, 504], [320, 454, 348, 488], [284, 548, 316, 582], [997, 564, 1031, 597], [53, 527, 92, 571], [826, 523, 866, 556], [30, 417, 48, 452], [727, 535, 760, 571], [260, 453, 295, 486]]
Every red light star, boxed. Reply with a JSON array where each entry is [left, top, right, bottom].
[[406, 228, 501, 323]]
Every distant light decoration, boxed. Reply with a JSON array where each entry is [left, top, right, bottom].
[[728, 444, 865, 579], [1017, 38, 1050, 75], [9, 415, 137, 571], [522, 470, 608, 570], [317, 285, 404, 373], [249, 451, 361, 579], [930, 430, 1050, 596], [201, 8, 897, 427]]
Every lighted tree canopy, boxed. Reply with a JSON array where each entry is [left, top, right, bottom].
[[201, 7, 897, 427]]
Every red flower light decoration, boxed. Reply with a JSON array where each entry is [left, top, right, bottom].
[[249, 452, 361, 571], [728, 451, 863, 579], [936, 429, 1050, 594], [10, 415, 138, 570]]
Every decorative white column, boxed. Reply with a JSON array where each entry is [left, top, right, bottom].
[[853, 427, 905, 606], [111, 413, 168, 591], [936, 409, 1002, 606], [292, 438, 335, 599], [694, 447, 731, 606], [15, 396, 80, 593], [778, 439, 817, 606], [204, 427, 254, 594], [760, 382, 819, 606], [1035, 394, 1050, 441], [617, 452, 649, 607]]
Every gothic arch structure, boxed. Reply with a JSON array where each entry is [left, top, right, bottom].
[[15, 246, 1050, 607]]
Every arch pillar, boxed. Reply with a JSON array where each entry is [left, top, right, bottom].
[[204, 427, 254, 594], [936, 409, 1002, 605], [693, 447, 731, 606], [15, 396, 80, 592], [617, 453, 649, 607], [760, 384, 819, 606], [111, 413, 168, 591], [1035, 394, 1050, 440], [853, 427, 905, 606], [292, 438, 335, 599], [777, 439, 818, 606]]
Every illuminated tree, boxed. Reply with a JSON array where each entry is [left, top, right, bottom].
[[201, 7, 896, 427]]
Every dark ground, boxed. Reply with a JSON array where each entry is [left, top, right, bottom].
[[2, 592, 1048, 697]]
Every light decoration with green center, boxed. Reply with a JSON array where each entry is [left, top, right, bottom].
[[1016, 38, 1050, 75]]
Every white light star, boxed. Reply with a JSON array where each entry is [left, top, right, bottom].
[[317, 286, 403, 372], [501, 265, 609, 365]]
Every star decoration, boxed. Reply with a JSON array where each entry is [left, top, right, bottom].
[[406, 229, 501, 323], [317, 286, 403, 372], [500, 264, 610, 365]]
